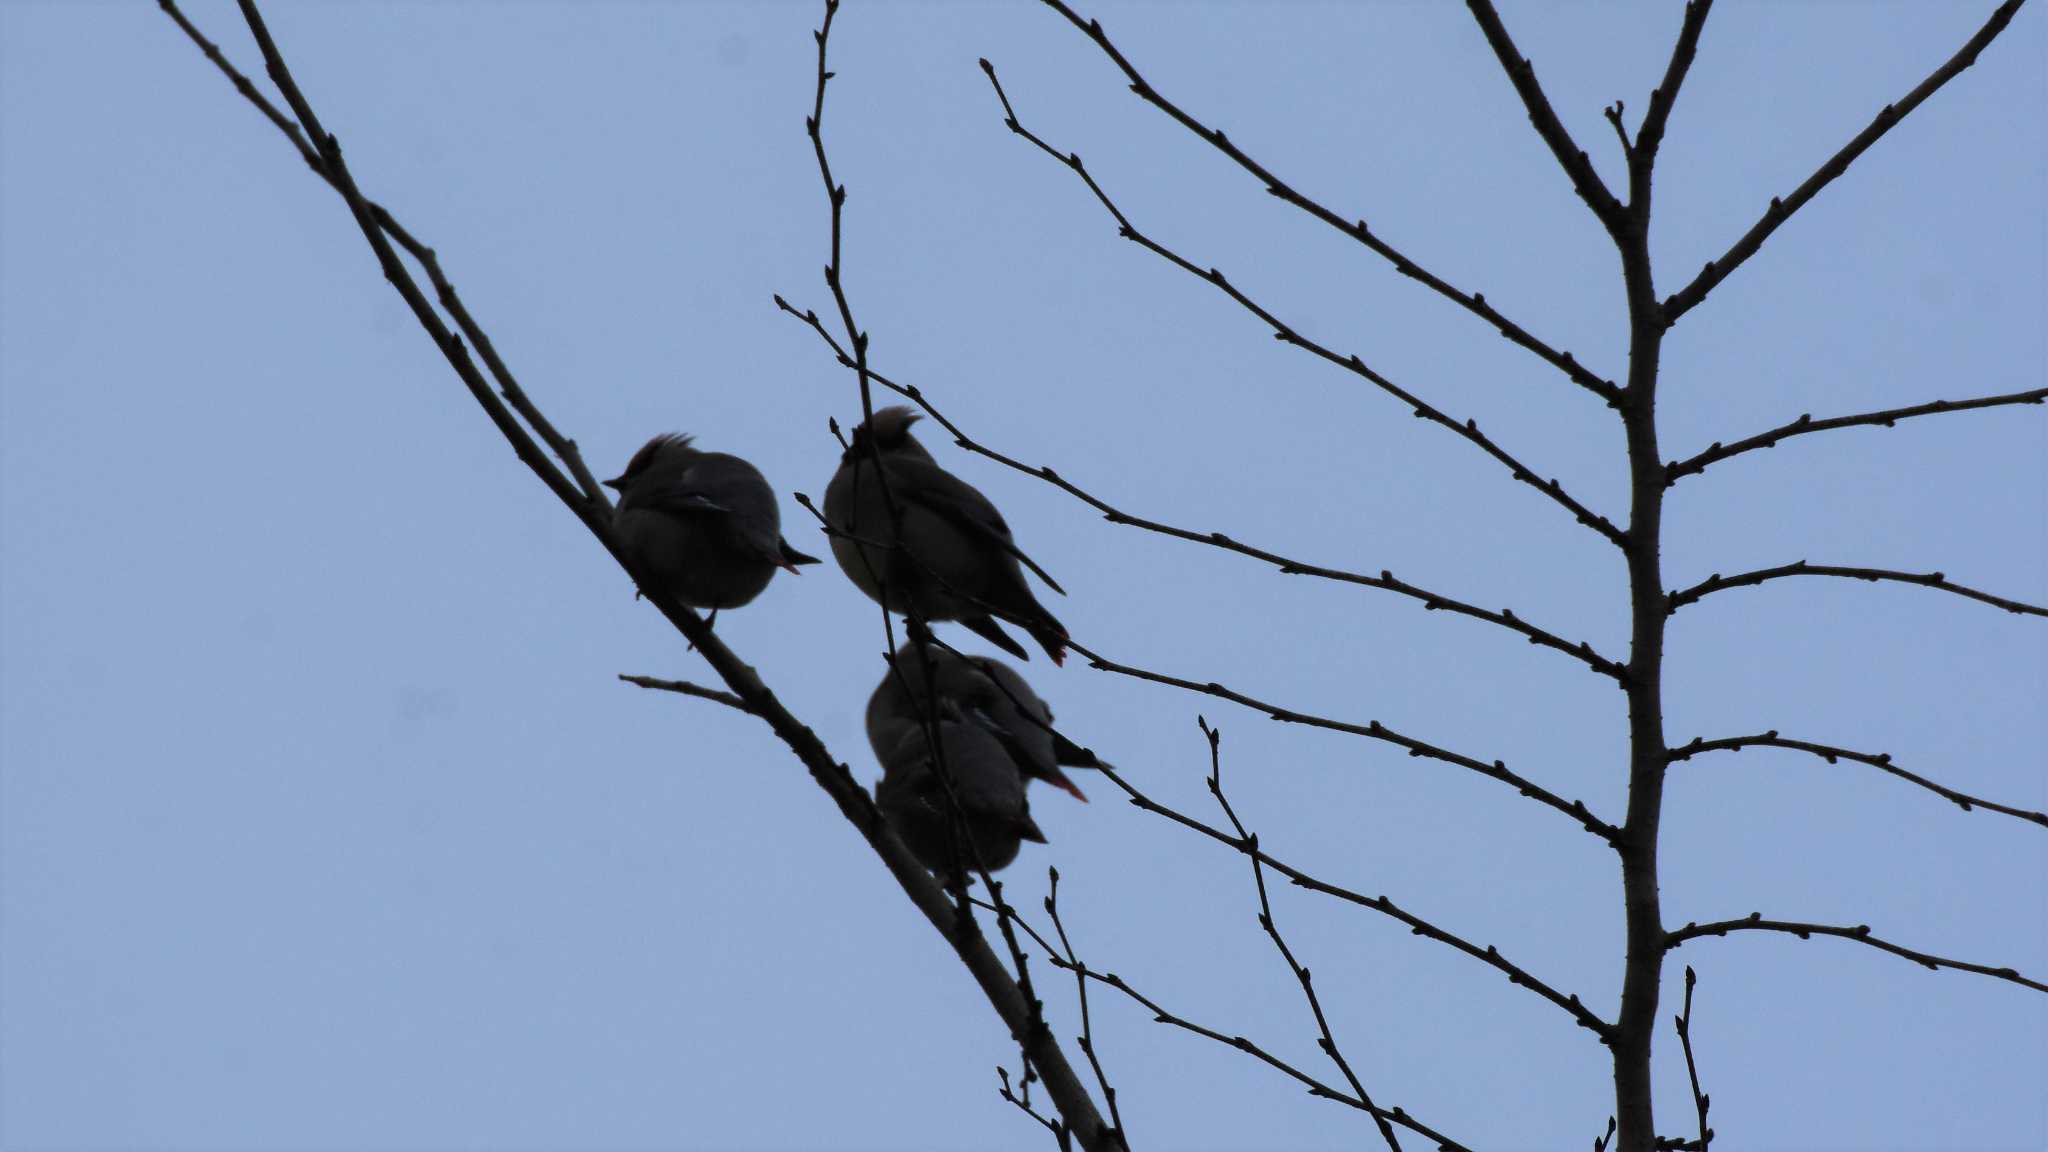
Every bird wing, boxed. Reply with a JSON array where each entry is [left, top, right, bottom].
[[889, 455, 1066, 595], [642, 456, 784, 562]]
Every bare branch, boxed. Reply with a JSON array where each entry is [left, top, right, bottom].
[[1631, 1, 1715, 174], [1200, 719, 1404, 1152], [1672, 967, 1712, 1152], [1032, 1, 1623, 406], [1668, 731, 2048, 829], [998, 1065, 1073, 1150], [978, 894, 1474, 1151], [1083, 758, 1615, 1040], [1667, 561, 2048, 618], [1067, 637, 1620, 843], [1666, 915, 2048, 994], [981, 60, 1629, 550], [1664, 387, 2048, 485], [1463, 0, 1629, 234], [1044, 870, 1131, 1151], [776, 297, 1627, 682], [1660, 0, 2029, 324], [619, 673, 753, 715], [159, 0, 610, 508], [181, 5, 1115, 1147]]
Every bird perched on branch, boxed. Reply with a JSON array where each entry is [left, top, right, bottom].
[[606, 435, 819, 614], [868, 639, 1101, 803], [874, 697, 1048, 877], [823, 407, 1068, 662]]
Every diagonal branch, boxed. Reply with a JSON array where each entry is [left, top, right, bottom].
[[1033, 1, 1622, 406], [1043, 871, 1130, 1151], [1663, 387, 2048, 485], [1660, 0, 2029, 324], [775, 298, 1626, 681], [1668, 731, 2048, 829], [1463, 0, 1630, 235], [1672, 968, 1712, 1152], [1082, 756, 1615, 1041], [181, 6, 1115, 1148], [1665, 914, 2048, 994], [1666, 561, 2048, 617], [1064, 636, 1620, 842], [619, 673, 753, 714], [1200, 718, 1404, 1152], [1631, 0, 1714, 177], [981, 60, 1628, 550], [159, 0, 610, 509]]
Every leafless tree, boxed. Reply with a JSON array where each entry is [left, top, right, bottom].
[[161, 2, 2041, 1149]]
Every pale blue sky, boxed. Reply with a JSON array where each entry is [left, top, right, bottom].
[[3, 3, 2043, 1149]]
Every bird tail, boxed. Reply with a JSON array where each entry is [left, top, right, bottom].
[[960, 614, 1032, 662]]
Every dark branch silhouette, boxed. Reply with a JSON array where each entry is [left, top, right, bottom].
[[1043, 870, 1130, 1151], [1659, 0, 2029, 323], [1463, 0, 1629, 234], [776, 299, 1627, 681], [1664, 387, 2048, 485], [1199, 718, 1404, 1152], [975, 894, 1475, 1152], [170, 4, 1117, 1148], [1630, 2, 1714, 174], [979, 60, 1630, 550], [1668, 732, 2048, 829], [1666, 562, 2048, 618], [620, 673, 752, 714], [1033, 0, 1623, 407], [1666, 914, 2048, 994], [1080, 757, 1615, 1040], [1672, 967, 1712, 1152]]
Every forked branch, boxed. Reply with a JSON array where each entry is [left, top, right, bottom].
[[1034, 0, 1623, 406], [1660, 0, 2029, 323], [981, 60, 1628, 550]]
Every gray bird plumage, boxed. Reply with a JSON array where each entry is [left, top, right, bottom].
[[823, 407, 1068, 663], [606, 434, 820, 609], [867, 641, 1100, 803], [873, 707, 1047, 877]]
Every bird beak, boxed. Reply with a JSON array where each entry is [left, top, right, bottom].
[[601, 476, 624, 492]]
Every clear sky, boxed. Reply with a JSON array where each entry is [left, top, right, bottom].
[[3, 3, 2043, 1149]]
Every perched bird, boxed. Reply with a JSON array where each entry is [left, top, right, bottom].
[[823, 407, 1068, 662], [874, 702, 1047, 877], [605, 435, 819, 613], [867, 640, 1100, 802]]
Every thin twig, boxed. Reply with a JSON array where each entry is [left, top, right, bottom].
[[977, 896, 1474, 1151], [1631, 1, 1714, 174], [1033, 0, 1623, 407], [980, 59, 1629, 551], [776, 297, 1627, 682], [1663, 388, 2048, 485], [1666, 562, 2048, 617], [181, 6, 1115, 1147], [1044, 870, 1131, 1151], [1463, 0, 1629, 235], [159, 0, 610, 508], [1668, 731, 2048, 829], [618, 673, 753, 714], [1201, 719, 1404, 1152], [1067, 637, 1620, 842], [1672, 967, 1712, 1152], [1083, 759, 1614, 1040], [1665, 915, 2048, 994], [999, 1065, 1073, 1150], [1660, 0, 2029, 323]]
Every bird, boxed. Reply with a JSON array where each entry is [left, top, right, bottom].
[[874, 699, 1047, 877], [823, 406, 1068, 663], [867, 638, 1101, 803], [605, 434, 819, 616]]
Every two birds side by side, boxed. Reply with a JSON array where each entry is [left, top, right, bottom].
[[604, 407, 1095, 878]]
